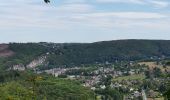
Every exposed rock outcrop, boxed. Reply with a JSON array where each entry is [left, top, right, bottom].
[[26, 55, 47, 69]]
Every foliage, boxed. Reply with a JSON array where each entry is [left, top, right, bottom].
[[0, 72, 95, 100], [112, 74, 145, 81], [47, 40, 170, 67], [0, 43, 47, 70], [2, 40, 170, 69], [95, 88, 123, 100], [8, 43, 47, 65]]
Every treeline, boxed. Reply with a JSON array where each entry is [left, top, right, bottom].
[[47, 40, 170, 67]]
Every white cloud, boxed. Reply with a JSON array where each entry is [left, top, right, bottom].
[[0, 0, 169, 31], [149, 0, 169, 8], [82, 12, 167, 19], [56, 4, 94, 13], [0, 0, 94, 29], [63, 0, 86, 4], [96, 0, 169, 8], [0, 0, 170, 42], [96, 0, 144, 4], [69, 12, 170, 30]]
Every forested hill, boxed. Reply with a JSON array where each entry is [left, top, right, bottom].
[[47, 40, 170, 66], [1, 40, 170, 68]]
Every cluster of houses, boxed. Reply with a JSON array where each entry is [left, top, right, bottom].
[[43, 68, 68, 77], [9, 59, 168, 100]]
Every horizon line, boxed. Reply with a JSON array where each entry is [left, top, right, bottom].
[[1, 39, 170, 44]]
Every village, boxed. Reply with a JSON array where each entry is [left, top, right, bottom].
[[33, 60, 169, 100], [9, 52, 170, 100]]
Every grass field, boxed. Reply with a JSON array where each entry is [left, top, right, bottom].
[[112, 74, 145, 81], [138, 61, 170, 72], [138, 62, 158, 69], [147, 97, 164, 100]]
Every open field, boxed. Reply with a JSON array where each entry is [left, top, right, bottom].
[[138, 62, 158, 69], [147, 97, 164, 100], [138, 61, 170, 72]]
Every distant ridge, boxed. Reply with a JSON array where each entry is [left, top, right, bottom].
[[41, 39, 170, 66], [1, 40, 170, 68]]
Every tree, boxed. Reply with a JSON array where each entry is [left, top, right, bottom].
[[164, 89, 170, 100]]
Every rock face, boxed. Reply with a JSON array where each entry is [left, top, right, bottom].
[[0, 44, 14, 57], [10, 55, 47, 71], [26, 55, 47, 69]]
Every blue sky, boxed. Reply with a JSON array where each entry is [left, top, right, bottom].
[[0, 0, 170, 43]]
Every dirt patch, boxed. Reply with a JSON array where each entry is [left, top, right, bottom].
[[0, 44, 14, 57]]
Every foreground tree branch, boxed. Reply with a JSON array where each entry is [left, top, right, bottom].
[[44, 0, 50, 3]]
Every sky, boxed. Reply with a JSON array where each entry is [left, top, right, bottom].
[[0, 0, 170, 43]]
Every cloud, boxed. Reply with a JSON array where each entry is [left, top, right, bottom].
[[0, 0, 170, 43], [149, 0, 169, 8], [96, 0, 144, 4], [0, 0, 94, 29], [0, 0, 169, 31], [96, 0, 169, 8], [63, 0, 86, 4], [69, 12, 169, 30], [81, 12, 167, 19], [56, 4, 94, 13]]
